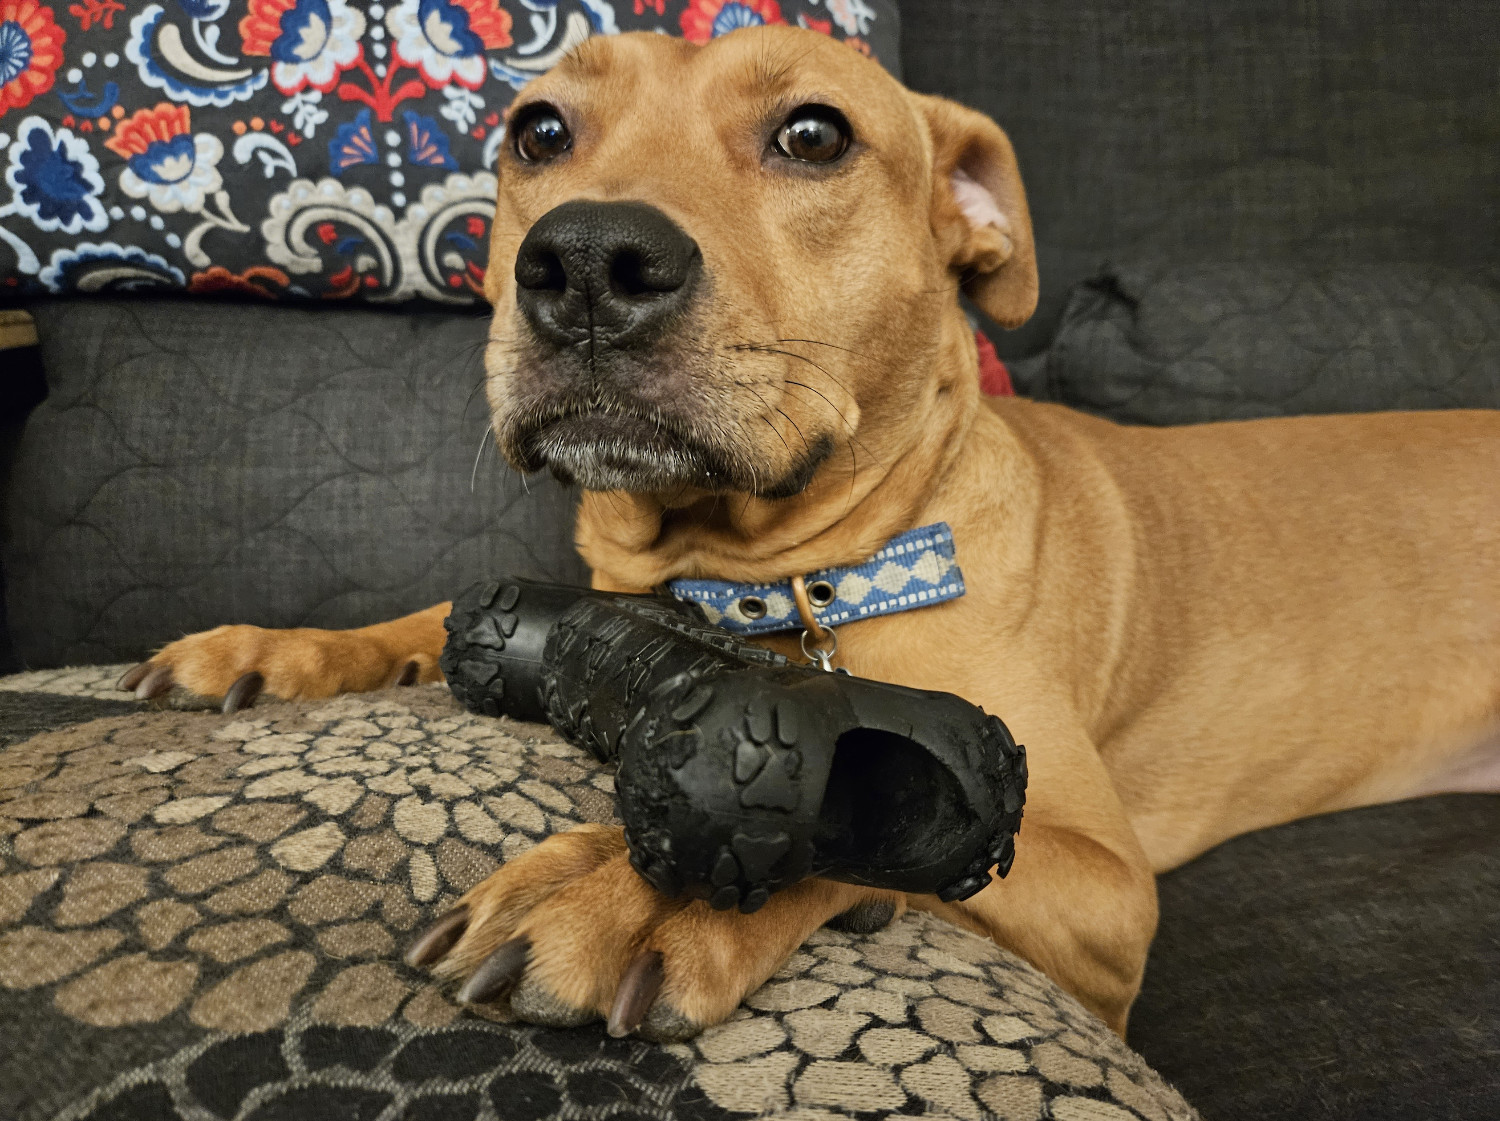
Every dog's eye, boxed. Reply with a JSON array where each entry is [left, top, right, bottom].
[[775, 107, 851, 164], [514, 106, 572, 163]]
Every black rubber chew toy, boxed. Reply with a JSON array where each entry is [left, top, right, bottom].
[[441, 578, 1026, 913]]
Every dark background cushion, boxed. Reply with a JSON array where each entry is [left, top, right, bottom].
[[1131, 794, 1500, 1121], [3, 298, 587, 669], [898, 0, 1500, 358], [1024, 262, 1500, 423], [0, 318, 46, 671]]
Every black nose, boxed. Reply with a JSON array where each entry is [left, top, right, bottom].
[[514, 200, 702, 350]]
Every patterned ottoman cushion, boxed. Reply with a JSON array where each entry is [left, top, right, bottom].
[[0, 666, 1199, 1120], [0, 0, 898, 303]]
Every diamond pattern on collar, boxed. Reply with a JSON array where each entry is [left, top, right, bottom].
[[667, 523, 966, 636]]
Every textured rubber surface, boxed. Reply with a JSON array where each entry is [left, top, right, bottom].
[[442, 579, 1027, 909]]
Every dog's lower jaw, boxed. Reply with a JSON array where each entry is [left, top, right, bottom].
[[508, 406, 720, 493], [535, 430, 716, 493], [518, 409, 838, 498]]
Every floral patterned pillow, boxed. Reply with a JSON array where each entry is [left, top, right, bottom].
[[0, 0, 897, 304]]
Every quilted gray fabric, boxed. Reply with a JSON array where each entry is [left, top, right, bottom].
[[1131, 793, 1500, 1121], [1033, 263, 1500, 424], [899, 0, 1500, 358], [5, 299, 586, 669]]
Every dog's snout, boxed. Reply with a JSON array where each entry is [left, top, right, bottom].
[[515, 201, 701, 349]]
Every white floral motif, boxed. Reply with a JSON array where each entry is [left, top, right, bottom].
[[263, 172, 496, 302], [37, 242, 187, 293], [119, 133, 225, 214], [439, 85, 484, 132], [281, 90, 330, 138], [385, 0, 497, 90], [822, 0, 878, 35], [2, 117, 109, 236], [278, 1, 363, 91], [240, 0, 368, 95], [233, 132, 299, 178]]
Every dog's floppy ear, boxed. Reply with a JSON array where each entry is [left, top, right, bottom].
[[915, 94, 1038, 329]]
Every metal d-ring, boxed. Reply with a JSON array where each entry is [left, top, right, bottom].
[[799, 624, 839, 672]]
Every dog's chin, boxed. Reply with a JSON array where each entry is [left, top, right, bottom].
[[520, 413, 723, 493], [510, 410, 835, 498]]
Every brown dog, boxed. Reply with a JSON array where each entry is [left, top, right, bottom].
[[121, 26, 1500, 1039]]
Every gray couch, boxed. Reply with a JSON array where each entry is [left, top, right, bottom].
[[4, 2, 1498, 1117]]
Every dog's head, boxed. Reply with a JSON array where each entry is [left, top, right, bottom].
[[483, 25, 1035, 499]]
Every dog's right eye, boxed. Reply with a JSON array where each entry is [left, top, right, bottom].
[[513, 107, 572, 164]]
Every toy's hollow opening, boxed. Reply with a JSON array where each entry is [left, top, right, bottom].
[[816, 727, 967, 870]]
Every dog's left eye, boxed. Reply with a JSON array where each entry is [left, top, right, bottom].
[[774, 106, 851, 164]]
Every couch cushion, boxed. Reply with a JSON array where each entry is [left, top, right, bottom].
[[0, 307, 45, 671], [1030, 262, 1500, 423], [0, 665, 1200, 1121], [899, 0, 1500, 357], [5, 298, 587, 668], [0, 0, 899, 305], [1130, 793, 1500, 1121]]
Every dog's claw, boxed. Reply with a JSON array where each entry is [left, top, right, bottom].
[[117, 663, 151, 692], [222, 671, 264, 715], [607, 950, 664, 1038], [404, 905, 469, 968], [396, 660, 420, 687], [135, 664, 174, 701], [457, 937, 530, 1004]]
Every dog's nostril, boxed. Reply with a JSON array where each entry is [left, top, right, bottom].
[[516, 247, 567, 293], [609, 247, 694, 297], [610, 249, 651, 297]]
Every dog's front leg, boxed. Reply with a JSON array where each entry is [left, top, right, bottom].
[[406, 824, 904, 1040], [934, 820, 1157, 1036], [119, 602, 452, 708], [922, 714, 1158, 1036]]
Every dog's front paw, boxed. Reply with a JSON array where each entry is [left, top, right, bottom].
[[406, 825, 888, 1040], [118, 625, 437, 713]]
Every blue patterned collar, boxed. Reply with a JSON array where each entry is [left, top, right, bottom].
[[667, 523, 965, 636]]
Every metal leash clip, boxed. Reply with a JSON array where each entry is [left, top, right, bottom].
[[791, 574, 839, 672]]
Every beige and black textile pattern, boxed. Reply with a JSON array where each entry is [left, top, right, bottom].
[[0, 666, 1198, 1121], [0, 307, 37, 350]]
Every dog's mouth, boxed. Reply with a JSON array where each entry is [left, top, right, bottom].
[[513, 405, 733, 493], [508, 400, 834, 498]]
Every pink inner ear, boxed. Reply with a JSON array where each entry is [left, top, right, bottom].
[[950, 167, 1007, 232]]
